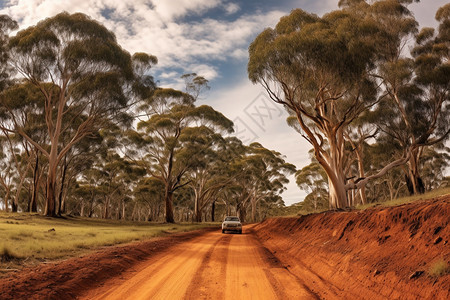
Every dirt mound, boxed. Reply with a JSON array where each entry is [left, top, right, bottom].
[[0, 228, 217, 300], [254, 195, 450, 299]]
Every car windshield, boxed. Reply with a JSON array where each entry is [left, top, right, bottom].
[[225, 217, 239, 222]]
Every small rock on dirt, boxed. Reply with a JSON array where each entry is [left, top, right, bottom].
[[433, 237, 442, 244], [409, 271, 424, 280]]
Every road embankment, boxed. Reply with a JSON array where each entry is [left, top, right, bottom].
[[254, 195, 450, 299]]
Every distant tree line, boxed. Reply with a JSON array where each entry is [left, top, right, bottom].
[[249, 0, 449, 210], [0, 12, 295, 222]]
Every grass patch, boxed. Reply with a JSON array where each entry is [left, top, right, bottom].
[[429, 258, 450, 278], [356, 187, 450, 210], [0, 245, 22, 262], [0, 212, 216, 271]]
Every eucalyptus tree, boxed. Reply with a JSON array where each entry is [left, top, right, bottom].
[[415, 144, 449, 191], [187, 136, 244, 222], [131, 88, 233, 223], [133, 177, 165, 221], [244, 143, 295, 222], [228, 142, 295, 222], [181, 73, 210, 101], [73, 169, 103, 218], [357, 2, 450, 195], [248, 2, 426, 209], [0, 137, 14, 211], [89, 149, 142, 219], [1, 12, 154, 216], [296, 156, 328, 211], [248, 8, 380, 209], [0, 82, 48, 212], [401, 3, 450, 193], [0, 14, 18, 211], [0, 14, 17, 90]]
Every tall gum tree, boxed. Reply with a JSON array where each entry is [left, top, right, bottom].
[[185, 134, 237, 222], [244, 143, 295, 222], [405, 3, 450, 193], [131, 88, 233, 223], [0, 15, 18, 211], [1, 13, 154, 216], [0, 15, 17, 91], [248, 4, 418, 209], [248, 8, 380, 208], [351, 1, 450, 195]]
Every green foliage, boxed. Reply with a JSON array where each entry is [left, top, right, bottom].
[[249, 0, 449, 210], [0, 15, 18, 91]]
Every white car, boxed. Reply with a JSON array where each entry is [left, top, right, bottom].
[[222, 216, 242, 234]]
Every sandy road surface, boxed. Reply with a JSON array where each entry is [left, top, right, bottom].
[[82, 228, 317, 300]]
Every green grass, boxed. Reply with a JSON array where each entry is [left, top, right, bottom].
[[0, 213, 216, 271], [356, 187, 450, 210]]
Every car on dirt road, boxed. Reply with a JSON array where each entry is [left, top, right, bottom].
[[222, 216, 242, 234]]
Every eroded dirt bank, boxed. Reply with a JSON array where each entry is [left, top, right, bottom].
[[254, 195, 450, 299]]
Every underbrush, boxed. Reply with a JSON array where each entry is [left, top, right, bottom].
[[356, 187, 450, 210], [284, 187, 450, 217], [429, 258, 450, 278], [0, 246, 22, 262], [0, 213, 215, 272]]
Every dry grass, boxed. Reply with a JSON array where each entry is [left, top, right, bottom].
[[0, 213, 215, 272], [428, 258, 450, 278], [356, 187, 450, 210]]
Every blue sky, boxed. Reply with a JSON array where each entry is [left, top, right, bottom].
[[0, 0, 447, 205]]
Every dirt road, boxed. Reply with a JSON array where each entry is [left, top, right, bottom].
[[1, 197, 447, 300], [81, 229, 317, 300]]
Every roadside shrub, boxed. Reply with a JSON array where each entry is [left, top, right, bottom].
[[0, 246, 21, 262], [428, 258, 450, 277]]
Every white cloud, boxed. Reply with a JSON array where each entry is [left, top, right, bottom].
[[188, 64, 219, 81], [0, 1, 285, 84], [159, 71, 179, 79], [151, 0, 220, 21], [223, 2, 240, 15]]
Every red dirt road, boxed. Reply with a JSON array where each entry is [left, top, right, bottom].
[[1, 196, 448, 300], [81, 230, 316, 300]]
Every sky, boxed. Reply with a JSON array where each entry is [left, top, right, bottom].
[[0, 0, 447, 205]]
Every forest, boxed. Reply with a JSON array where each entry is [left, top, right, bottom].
[[0, 0, 449, 223], [0, 12, 295, 223], [249, 0, 449, 211]]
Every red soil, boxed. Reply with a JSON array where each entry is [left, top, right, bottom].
[[0, 195, 448, 299], [254, 195, 450, 299], [0, 229, 217, 300]]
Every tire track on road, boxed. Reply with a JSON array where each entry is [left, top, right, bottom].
[[184, 234, 231, 299]]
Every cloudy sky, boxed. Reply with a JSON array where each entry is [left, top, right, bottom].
[[0, 0, 447, 205]]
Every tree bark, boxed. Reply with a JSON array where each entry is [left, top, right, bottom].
[[122, 199, 126, 220], [407, 148, 425, 195], [5, 190, 10, 212], [45, 167, 57, 217], [251, 197, 257, 223], [57, 156, 68, 215], [194, 194, 201, 222], [165, 184, 175, 223], [30, 153, 39, 213], [211, 200, 215, 222]]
